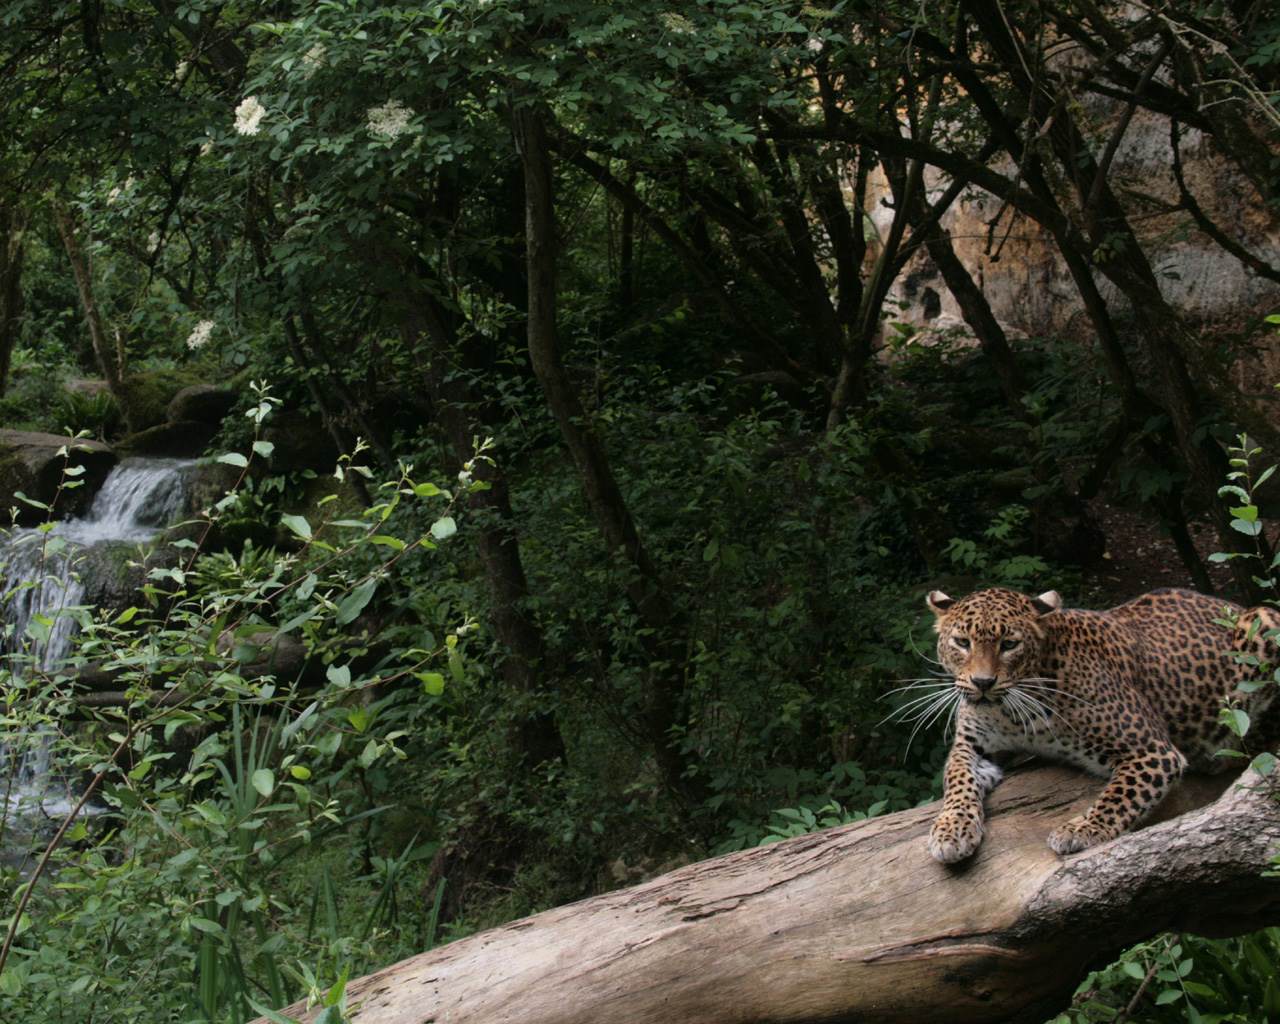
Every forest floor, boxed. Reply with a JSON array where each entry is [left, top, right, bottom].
[[1080, 501, 1237, 603]]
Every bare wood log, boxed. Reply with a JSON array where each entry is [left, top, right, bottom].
[[253, 766, 1280, 1024]]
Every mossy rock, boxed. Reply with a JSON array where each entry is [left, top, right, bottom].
[[116, 420, 218, 459], [121, 368, 206, 432], [167, 384, 237, 426]]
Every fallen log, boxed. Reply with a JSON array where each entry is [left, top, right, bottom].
[[255, 765, 1280, 1024]]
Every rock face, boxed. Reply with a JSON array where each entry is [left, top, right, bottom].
[[167, 384, 237, 426], [869, 107, 1280, 442], [0, 430, 116, 522]]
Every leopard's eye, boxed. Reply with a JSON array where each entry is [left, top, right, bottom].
[[953, 636, 971, 650], [1000, 638, 1021, 652]]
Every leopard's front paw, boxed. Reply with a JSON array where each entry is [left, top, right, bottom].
[[928, 808, 984, 863], [1047, 815, 1115, 855]]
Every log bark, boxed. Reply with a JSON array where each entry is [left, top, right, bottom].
[[252, 765, 1280, 1024]]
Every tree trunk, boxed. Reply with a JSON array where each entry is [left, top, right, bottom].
[[398, 297, 566, 770], [53, 204, 133, 430], [0, 206, 25, 397], [514, 102, 698, 801], [250, 765, 1280, 1024]]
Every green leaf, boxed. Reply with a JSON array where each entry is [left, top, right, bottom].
[[1122, 961, 1146, 980], [370, 534, 406, 551], [1155, 988, 1181, 1005], [413, 481, 441, 497], [430, 516, 457, 541], [253, 440, 276, 458], [1231, 504, 1259, 523], [218, 452, 250, 468], [290, 765, 312, 780], [326, 663, 352, 688], [417, 671, 445, 696], [335, 579, 377, 625], [281, 514, 313, 541], [1221, 707, 1251, 737], [251, 768, 275, 798], [114, 606, 139, 624], [1251, 751, 1277, 777], [1231, 518, 1262, 536], [188, 916, 224, 935]]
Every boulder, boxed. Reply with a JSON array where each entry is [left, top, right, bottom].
[[167, 384, 237, 426], [261, 410, 339, 471], [0, 429, 116, 523], [116, 420, 217, 459], [120, 368, 205, 431]]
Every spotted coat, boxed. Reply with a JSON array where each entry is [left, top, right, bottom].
[[921, 587, 1279, 863]]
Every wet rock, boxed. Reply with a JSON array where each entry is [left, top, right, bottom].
[[0, 429, 116, 523]]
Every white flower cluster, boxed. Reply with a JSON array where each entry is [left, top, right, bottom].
[[146, 231, 161, 254], [186, 320, 216, 350], [367, 99, 414, 139], [659, 11, 695, 34], [301, 44, 326, 77], [806, 36, 824, 53], [234, 96, 266, 136], [107, 176, 137, 205]]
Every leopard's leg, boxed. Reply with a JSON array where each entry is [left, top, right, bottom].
[[928, 735, 1003, 864], [1048, 744, 1186, 855]]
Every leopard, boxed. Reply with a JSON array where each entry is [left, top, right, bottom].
[[915, 586, 1279, 863]]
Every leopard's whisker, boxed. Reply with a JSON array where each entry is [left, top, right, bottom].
[[1003, 690, 1034, 735], [1016, 682, 1094, 706], [877, 687, 956, 727], [899, 694, 952, 749], [1010, 689, 1053, 728], [1011, 686, 1082, 738], [907, 630, 946, 669], [882, 680, 952, 699], [944, 692, 961, 739], [905, 689, 960, 756], [892, 690, 959, 724]]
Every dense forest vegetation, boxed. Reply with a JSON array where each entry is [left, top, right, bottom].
[[0, 1, 1278, 1021]]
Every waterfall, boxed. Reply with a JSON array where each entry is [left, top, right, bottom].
[[0, 458, 196, 823]]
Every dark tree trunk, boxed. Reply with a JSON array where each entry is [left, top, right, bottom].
[[514, 102, 698, 802], [0, 206, 25, 397], [54, 204, 133, 431], [399, 297, 565, 770]]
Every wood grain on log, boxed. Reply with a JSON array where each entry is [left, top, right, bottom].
[[254, 766, 1280, 1024]]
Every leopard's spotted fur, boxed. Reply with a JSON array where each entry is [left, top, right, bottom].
[[922, 586, 1279, 863]]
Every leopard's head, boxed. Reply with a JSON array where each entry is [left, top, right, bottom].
[[926, 587, 1060, 703]]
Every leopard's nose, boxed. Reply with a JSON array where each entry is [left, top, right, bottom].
[[971, 675, 997, 692]]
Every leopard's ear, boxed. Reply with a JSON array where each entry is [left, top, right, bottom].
[[926, 590, 954, 616], [1031, 590, 1062, 615]]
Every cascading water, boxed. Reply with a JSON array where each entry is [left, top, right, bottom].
[[0, 458, 196, 825]]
